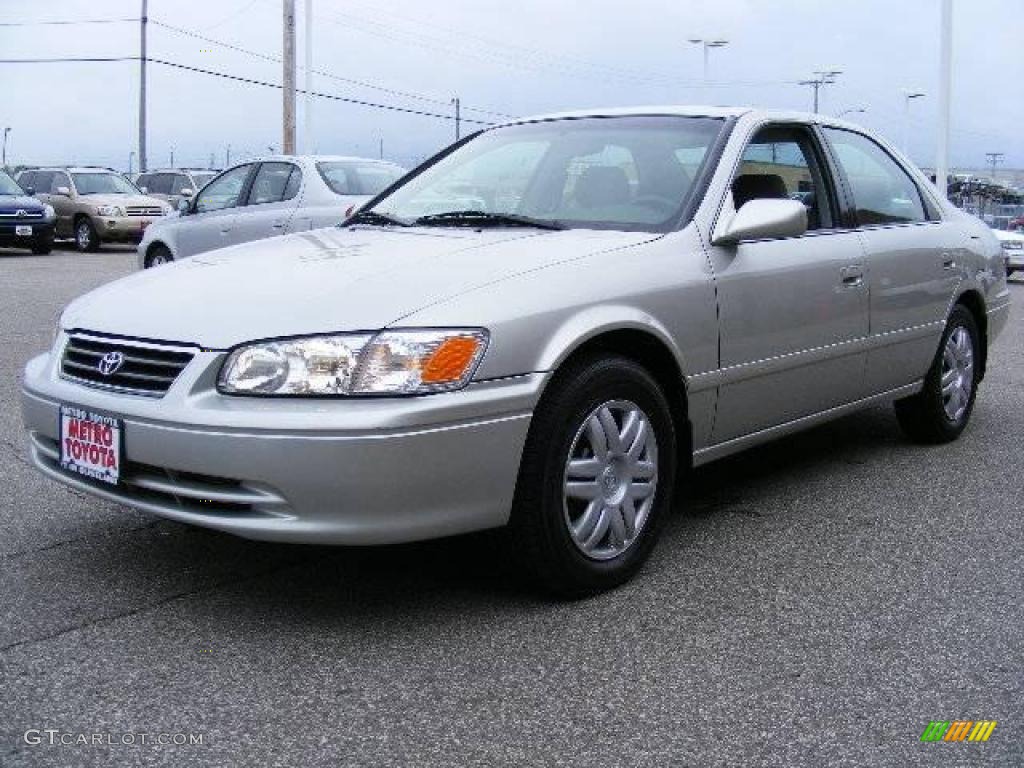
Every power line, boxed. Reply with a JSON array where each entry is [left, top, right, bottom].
[[149, 18, 516, 119], [0, 18, 138, 27]]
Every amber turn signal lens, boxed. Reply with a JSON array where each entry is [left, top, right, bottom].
[[421, 336, 482, 384]]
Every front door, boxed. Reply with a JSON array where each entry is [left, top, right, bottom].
[[707, 123, 870, 443], [175, 163, 255, 258], [231, 162, 303, 245]]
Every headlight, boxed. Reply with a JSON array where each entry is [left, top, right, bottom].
[[96, 205, 124, 217], [43, 204, 55, 220], [218, 329, 489, 396]]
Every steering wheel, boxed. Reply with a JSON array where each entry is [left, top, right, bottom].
[[632, 196, 676, 217]]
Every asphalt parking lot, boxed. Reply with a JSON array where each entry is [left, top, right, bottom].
[[1, 244, 1021, 767]]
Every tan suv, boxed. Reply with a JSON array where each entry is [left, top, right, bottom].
[[17, 167, 170, 252]]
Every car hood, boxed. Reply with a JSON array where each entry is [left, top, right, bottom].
[[0, 195, 45, 213], [62, 226, 659, 348], [80, 194, 166, 208]]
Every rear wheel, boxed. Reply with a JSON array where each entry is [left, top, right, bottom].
[[74, 217, 99, 252], [509, 355, 677, 597], [145, 243, 173, 268], [894, 305, 980, 443]]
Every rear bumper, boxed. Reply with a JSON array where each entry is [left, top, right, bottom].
[[21, 343, 543, 545]]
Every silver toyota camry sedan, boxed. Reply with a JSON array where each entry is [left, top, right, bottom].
[[21, 107, 1010, 596]]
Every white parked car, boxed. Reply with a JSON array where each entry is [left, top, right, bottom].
[[137, 155, 406, 267], [994, 228, 1024, 277]]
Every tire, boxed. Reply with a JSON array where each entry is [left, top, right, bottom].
[[31, 235, 53, 255], [145, 243, 173, 268], [508, 355, 678, 598], [894, 305, 980, 444], [74, 217, 99, 253]]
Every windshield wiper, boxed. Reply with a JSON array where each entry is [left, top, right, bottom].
[[414, 210, 565, 230], [346, 209, 411, 227]]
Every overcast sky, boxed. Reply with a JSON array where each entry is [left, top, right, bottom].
[[1, 0, 1021, 175]]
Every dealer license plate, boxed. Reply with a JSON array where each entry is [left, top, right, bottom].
[[59, 405, 122, 485], [15, 225, 32, 236]]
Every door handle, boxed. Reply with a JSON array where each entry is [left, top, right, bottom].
[[840, 265, 864, 288], [942, 254, 957, 271], [271, 221, 286, 229]]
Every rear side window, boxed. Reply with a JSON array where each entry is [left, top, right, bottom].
[[823, 128, 927, 226], [317, 162, 404, 197], [247, 162, 299, 205]]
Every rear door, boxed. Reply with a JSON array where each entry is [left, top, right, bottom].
[[174, 163, 256, 258], [232, 162, 303, 243], [708, 122, 870, 443], [821, 128, 960, 394]]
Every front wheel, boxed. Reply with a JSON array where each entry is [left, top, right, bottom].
[[894, 305, 980, 443], [75, 218, 99, 252], [509, 355, 677, 597], [145, 243, 173, 268]]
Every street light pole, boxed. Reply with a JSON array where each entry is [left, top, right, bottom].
[[2, 127, 9, 168], [901, 90, 926, 155], [452, 97, 461, 142], [936, 0, 953, 198], [687, 38, 728, 82]]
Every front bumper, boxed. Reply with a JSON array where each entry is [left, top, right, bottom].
[[92, 215, 164, 243], [0, 219, 55, 245], [21, 339, 543, 544]]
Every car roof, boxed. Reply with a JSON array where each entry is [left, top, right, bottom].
[[31, 166, 124, 174], [495, 105, 870, 132], [141, 168, 220, 174], [239, 154, 404, 166]]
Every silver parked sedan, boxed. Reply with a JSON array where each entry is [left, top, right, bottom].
[[22, 107, 1010, 596], [136, 155, 406, 267]]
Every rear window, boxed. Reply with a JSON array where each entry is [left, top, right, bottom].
[[317, 161, 405, 196]]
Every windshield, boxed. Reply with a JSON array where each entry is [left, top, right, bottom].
[[71, 172, 139, 195], [0, 171, 24, 196], [317, 161, 405, 196], [371, 116, 724, 231], [190, 172, 217, 188]]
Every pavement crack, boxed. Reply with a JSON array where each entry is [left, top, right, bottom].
[[0, 555, 319, 654], [0, 520, 164, 561]]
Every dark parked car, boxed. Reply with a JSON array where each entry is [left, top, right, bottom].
[[0, 169, 55, 254]]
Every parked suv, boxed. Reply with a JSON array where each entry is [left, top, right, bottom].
[[17, 167, 171, 252], [0, 168, 56, 254], [136, 168, 219, 210]]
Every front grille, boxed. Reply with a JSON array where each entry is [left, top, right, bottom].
[[126, 206, 164, 217], [60, 334, 194, 396], [0, 210, 44, 219]]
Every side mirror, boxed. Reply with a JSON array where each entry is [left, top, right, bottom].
[[180, 188, 194, 198], [139, 186, 149, 194], [55, 186, 72, 197], [712, 198, 808, 246], [177, 198, 191, 214], [24, 186, 35, 196]]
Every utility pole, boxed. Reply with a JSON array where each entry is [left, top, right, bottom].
[[985, 152, 1004, 182], [901, 90, 926, 155], [799, 70, 842, 114], [225, 145, 231, 167], [687, 38, 728, 82], [936, 0, 953, 199], [139, 0, 148, 173], [2, 127, 9, 167], [304, 0, 313, 153], [129, 151, 135, 175], [452, 97, 461, 142], [379, 136, 384, 160], [282, 0, 297, 155]]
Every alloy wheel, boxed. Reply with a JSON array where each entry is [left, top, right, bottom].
[[562, 399, 658, 561], [941, 326, 974, 422]]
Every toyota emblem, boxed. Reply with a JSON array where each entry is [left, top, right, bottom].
[[98, 351, 125, 376], [16, 209, 27, 218]]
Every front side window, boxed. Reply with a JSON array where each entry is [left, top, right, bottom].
[[733, 125, 834, 230], [823, 128, 927, 225], [189, 172, 217, 190], [247, 162, 299, 205], [371, 116, 725, 231], [195, 164, 253, 213], [71, 172, 138, 195]]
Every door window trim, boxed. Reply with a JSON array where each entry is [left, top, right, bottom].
[[711, 119, 845, 243], [194, 163, 258, 213], [818, 126, 941, 230]]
